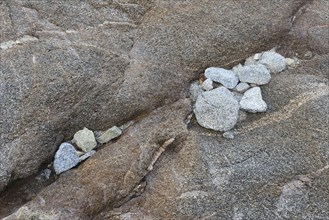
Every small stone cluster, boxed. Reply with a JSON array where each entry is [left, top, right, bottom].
[[52, 122, 132, 175], [190, 50, 297, 136]]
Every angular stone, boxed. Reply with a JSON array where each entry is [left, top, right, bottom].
[[53, 143, 80, 175], [235, 82, 250, 92], [240, 87, 267, 113], [235, 64, 271, 85], [258, 51, 286, 73], [223, 131, 235, 139], [95, 126, 122, 144], [204, 67, 239, 89], [72, 127, 97, 152], [79, 150, 96, 162], [200, 79, 213, 91], [194, 87, 240, 131]]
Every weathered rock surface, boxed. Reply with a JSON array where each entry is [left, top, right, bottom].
[[0, 0, 308, 190], [204, 67, 239, 89], [53, 143, 80, 175], [235, 64, 271, 85], [3, 99, 192, 219], [93, 54, 329, 220], [240, 87, 268, 113], [194, 87, 239, 132]]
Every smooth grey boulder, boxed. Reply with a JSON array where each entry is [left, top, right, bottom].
[[235, 64, 271, 85], [240, 87, 267, 113], [72, 127, 97, 152], [0, 0, 309, 192], [95, 126, 122, 144], [258, 51, 286, 73], [194, 87, 239, 131], [204, 67, 239, 89], [53, 143, 80, 175]]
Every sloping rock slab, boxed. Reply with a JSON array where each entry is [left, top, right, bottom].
[[93, 55, 329, 219], [3, 99, 192, 219], [0, 0, 307, 190]]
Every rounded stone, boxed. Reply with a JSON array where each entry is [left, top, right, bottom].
[[194, 87, 240, 131]]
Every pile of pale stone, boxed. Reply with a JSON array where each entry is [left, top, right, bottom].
[[190, 50, 297, 139], [51, 122, 132, 175]]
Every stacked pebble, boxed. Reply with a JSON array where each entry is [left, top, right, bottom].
[[190, 49, 296, 137]]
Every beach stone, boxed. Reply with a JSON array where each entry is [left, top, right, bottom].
[[95, 126, 122, 144], [240, 87, 267, 113], [72, 127, 97, 152], [201, 79, 213, 91], [258, 51, 286, 73], [53, 143, 80, 175], [204, 67, 239, 89], [235, 82, 250, 92], [235, 64, 271, 85], [194, 87, 239, 131]]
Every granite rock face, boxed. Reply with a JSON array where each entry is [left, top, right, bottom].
[[240, 87, 268, 113], [1, 0, 307, 190]]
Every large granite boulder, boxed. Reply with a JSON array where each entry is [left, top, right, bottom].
[[0, 0, 307, 191], [4, 54, 329, 219]]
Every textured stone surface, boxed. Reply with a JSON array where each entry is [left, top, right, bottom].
[[3, 99, 192, 219], [240, 87, 267, 113], [204, 67, 239, 89], [93, 54, 329, 220], [194, 87, 239, 132], [0, 0, 308, 190], [95, 126, 122, 144], [72, 127, 97, 152], [235, 64, 271, 85], [189, 83, 203, 102], [235, 82, 250, 92], [200, 79, 213, 91], [258, 51, 286, 73], [53, 143, 80, 175]]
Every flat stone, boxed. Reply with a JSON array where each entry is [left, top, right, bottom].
[[204, 67, 239, 89], [53, 143, 80, 174], [240, 87, 267, 113], [95, 126, 122, 144], [235, 82, 250, 92], [79, 150, 96, 162], [194, 87, 240, 131], [73, 127, 97, 152], [200, 78, 213, 91], [258, 51, 286, 73], [235, 64, 271, 85]]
